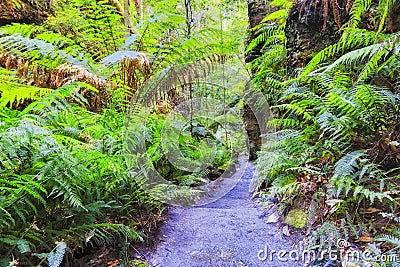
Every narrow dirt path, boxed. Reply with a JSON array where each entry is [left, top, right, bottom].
[[146, 157, 301, 267]]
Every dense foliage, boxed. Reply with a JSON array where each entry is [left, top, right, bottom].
[[2, 0, 400, 266], [0, 0, 247, 266], [250, 0, 400, 265]]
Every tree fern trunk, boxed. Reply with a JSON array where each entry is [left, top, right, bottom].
[[0, 0, 50, 26], [246, 1, 280, 62], [284, 0, 348, 76], [244, 1, 273, 161]]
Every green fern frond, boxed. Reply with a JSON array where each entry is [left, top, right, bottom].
[[276, 101, 315, 122], [47, 242, 66, 267], [334, 150, 364, 179], [301, 29, 387, 77], [375, 234, 400, 249], [321, 33, 400, 81], [349, 0, 372, 28], [46, 223, 143, 247], [263, 9, 289, 23], [0, 34, 83, 68], [0, 81, 53, 107], [375, 0, 397, 32], [246, 25, 285, 53], [0, 23, 41, 38]]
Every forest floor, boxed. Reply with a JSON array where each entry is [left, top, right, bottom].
[[144, 156, 303, 267]]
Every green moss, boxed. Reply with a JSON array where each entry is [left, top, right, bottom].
[[261, 202, 271, 207], [284, 209, 307, 228], [128, 260, 149, 267]]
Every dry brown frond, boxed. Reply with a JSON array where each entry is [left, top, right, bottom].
[[330, 0, 342, 29], [0, 52, 112, 111], [50, 64, 111, 111], [120, 53, 151, 90], [135, 54, 229, 107], [323, 0, 330, 31], [346, 0, 354, 12]]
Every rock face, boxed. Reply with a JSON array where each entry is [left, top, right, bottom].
[[284, 0, 348, 76], [0, 0, 50, 26], [284, 0, 400, 76]]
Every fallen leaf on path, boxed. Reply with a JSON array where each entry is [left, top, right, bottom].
[[107, 260, 120, 267], [266, 212, 280, 223], [220, 250, 231, 259], [359, 235, 373, 243], [283, 225, 290, 237], [359, 207, 382, 214]]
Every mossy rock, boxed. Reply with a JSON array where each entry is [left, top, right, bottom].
[[261, 201, 271, 207], [284, 209, 307, 228], [128, 260, 149, 267]]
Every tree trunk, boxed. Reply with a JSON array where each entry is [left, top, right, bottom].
[[245, 1, 279, 63], [133, 0, 142, 19], [109, 0, 124, 15], [109, 0, 135, 34], [124, 0, 132, 38], [0, 0, 50, 26], [184, 0, 193, 38], [244, 1, 270, 161]]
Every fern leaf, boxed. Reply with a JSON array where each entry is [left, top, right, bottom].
[[47, 242, 67, 267]]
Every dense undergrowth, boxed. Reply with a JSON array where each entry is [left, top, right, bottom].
[[2, 0, 400, 266], [0, 0, 246, 266], [250, 0, 400, 265]]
